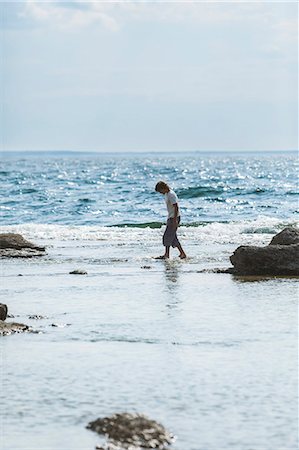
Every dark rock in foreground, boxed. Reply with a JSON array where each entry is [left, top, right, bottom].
[[87, 413, 174, 449], [0, 320, 31, 336], [0, 233, 45, 258], [229, 227, 299, 276], [0, 304, 8, 321]]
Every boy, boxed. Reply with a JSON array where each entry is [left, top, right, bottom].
[[155, 181, 186, 259]]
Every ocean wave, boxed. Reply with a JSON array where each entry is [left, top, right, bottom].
[[177, 186, 273, 199], [177, 186, 225, 198], [110, 220, 229, 229], [112, 221, 163, 229], [0, 218, 297, 244]]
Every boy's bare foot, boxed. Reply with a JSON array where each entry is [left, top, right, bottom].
[[155, 255, 169, 260], [179, 253, 187, 259]]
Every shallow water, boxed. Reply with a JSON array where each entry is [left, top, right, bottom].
[[1, 228, 298, 450], [0, 151, 298, 450]]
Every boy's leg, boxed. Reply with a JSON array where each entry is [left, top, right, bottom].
[[177, 243, 186, 259], [155, 246, 170, 259], [156, 222, 172, 259], [171, 226, 187, 259]]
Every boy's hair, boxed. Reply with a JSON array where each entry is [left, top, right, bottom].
[[155, 181, 170, 192]]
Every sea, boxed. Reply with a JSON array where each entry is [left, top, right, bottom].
[[0, 151, 298, 450]]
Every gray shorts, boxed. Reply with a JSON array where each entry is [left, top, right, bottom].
[[163, 217, 181, 248]]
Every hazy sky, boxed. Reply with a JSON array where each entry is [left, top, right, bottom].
[[1, 1, 298, 152]]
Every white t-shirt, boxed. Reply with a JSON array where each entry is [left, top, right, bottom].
[[165, 190, 180, 218]]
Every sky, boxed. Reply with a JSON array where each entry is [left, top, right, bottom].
[[0, 1, 298, 152]]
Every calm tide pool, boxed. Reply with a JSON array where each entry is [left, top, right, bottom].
[[0, 151, 298, 450], [1, 227, 298, 450]]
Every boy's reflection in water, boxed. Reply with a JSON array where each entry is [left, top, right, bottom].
[[163, 261, 182, 313]]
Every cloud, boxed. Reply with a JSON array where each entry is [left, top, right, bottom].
[[22, 1, 119, 31], [22, 1, 244, 28], [3, 0, 293, 66], [20, 1, 297, 33]]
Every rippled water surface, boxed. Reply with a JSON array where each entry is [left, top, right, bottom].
[[0, 151, 298, 450], [1, 151, 297, 226]]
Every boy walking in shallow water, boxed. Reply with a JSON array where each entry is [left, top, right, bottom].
[[155, 181, 186, 259]]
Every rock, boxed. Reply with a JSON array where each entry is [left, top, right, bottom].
[[87, 413, 174, 449], [230, 243, 299, 276], [96, 444, 125, 450], [0, 320, 31, 336], [69, 269, 87, 275], [0, 249, 45, 258], [269, 227, 299, 246], [0, 304, 8, 321], [141, 266, 152, 269], [210, 268, 233, 274], [28, 315, 47, 320], [0, 233, 45, 251], [228, 228, 299, 276], [0, 233, 45, 258]]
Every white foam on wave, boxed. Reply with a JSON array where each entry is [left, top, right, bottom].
[[0, 217, 297, 246], [184, 217, 298, 246], [0, 223, 160, 243]]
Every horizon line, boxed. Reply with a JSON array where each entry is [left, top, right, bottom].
[[1, 149, 298, 155]]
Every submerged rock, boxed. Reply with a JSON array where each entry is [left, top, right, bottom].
[[28, 315, 47, 320], [0, 248, 45, 258], [96, 445, 123, 450], [69, 269, 88, 275], [0, 320, 31, 336], [96, 444, 124, 450], [87, 413, 174, 449], [229, 228, 299, 276], [0, 304, 34, 336], [0, 233, 45, 258], [0, 304, 8, 321]]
